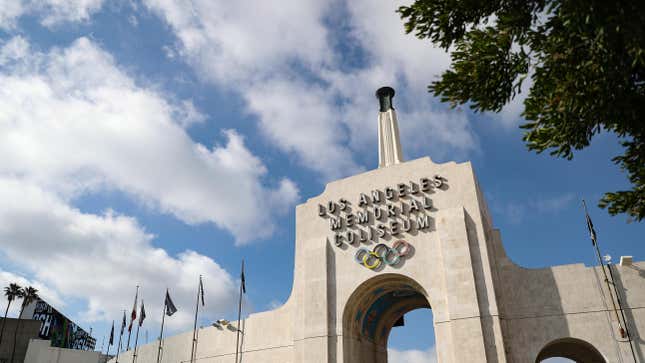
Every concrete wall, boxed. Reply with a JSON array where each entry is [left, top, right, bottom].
[[109, 157, 645, 363], [0, 318, 42, 363], [24, 339, 102, 363]]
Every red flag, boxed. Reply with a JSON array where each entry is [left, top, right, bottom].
[[128, 289, 138, 332]]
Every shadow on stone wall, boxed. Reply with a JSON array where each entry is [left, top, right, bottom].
[[327, 240, 338, 362], [492, 228, 570, 362], [608, 263, 644, 361]]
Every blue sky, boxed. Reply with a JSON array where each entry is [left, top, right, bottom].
[[0, 1, 642, 362]]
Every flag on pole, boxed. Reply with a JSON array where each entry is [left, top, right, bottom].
[[585, 206, 597, 246], [199, 276, 205, 306], [120, 311, 126, 335], [129, 290, 138, 332], [139, 302, 146, 327], [241, 263, 246, 294], [109, 321, 114, 346], [165, 291, 178, 316]]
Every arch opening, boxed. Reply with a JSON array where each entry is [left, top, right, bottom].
[[342, 274, 432, 363], [535, 338, 606, 363]]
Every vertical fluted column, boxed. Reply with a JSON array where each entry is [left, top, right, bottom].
[[376, 87, 404, 168]]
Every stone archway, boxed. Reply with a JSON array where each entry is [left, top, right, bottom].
[[535, 337, 606, 363], [342, 273, 431, 363]]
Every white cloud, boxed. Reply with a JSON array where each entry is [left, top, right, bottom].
[[388, 346, 437, 363], [144, 0, 330, 85], [244, 79, 362, 179], [0, 36, 30, 65], [0, 270, 66, 318], [0, 178, 236, 330], [0, 36, 298, 244], [0, 0, 104, 29], [0, 1, 25, 30], [143, 0, 478, 179]]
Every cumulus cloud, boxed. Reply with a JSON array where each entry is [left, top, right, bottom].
[[0, 0, 104, 29], [0, 36, 298, 243], [143, 0, 478, 179], [0, 34, 299, 332], [0, 178, 236, 330], [0, 270, 66, 318], [388, 346, 437, 363]]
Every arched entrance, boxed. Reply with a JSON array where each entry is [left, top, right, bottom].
[[535, 338, 606, 363], [342, 274, 432, 363]]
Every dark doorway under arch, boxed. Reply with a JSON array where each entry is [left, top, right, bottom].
[[342, 274, 433, 363], [535, 338, 606, 363]]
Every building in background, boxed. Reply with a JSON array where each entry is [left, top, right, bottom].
[[0, 318, 41, 363], [23, 299, 96, 351]]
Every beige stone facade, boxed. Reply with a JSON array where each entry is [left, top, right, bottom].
[[24, 339, 106, 363], [111, 156, 645, 363]]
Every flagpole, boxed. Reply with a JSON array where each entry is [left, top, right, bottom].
[[583, 201, 624, 331], [127, 286, 139, 351], [107, 320, 114, 357], [190, 276, 201, 363], [132, 323, 140, 363], [234, 260, 244, 363], [132, 300, 143, 363], [115, 310, 125, 363], [606, 262, 639, 362], [156, 289, 168, 363]]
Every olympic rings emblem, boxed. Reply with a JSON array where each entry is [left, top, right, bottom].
[[354, 240, 412, 269]]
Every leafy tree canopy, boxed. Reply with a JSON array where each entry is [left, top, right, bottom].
[[398, 0, 645, 221]]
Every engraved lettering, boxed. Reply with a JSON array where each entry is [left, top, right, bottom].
[[401, 219, 411, 232], [357, 211, 369, 224], [433, 175, 444, 188], [385, 187, 395, 200], [374, 207, 383, 221], [387, 204, 397, 217], [346, 231, 356, 245], [330, 217, 342, 231], [346, 213, 355, 227], [371, 190, 381, 204], [423, 197, 433, 209], [377, 224, 386, 238], [328, 201, 336, 214], [409, 199, 421, 213], [409, 182, 420, 194], [420, 177, 432, 191], [417, 215, 430, 230], [398, 183, 407, 197], [390, 221, 400, 235], [358, 193, 369, 207], [334, 233, 343, 246], [359, 229, 368, 242]]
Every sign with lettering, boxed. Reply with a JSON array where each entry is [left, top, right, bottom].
[[317, 176, 445, 268], [32, 299, 96, 350]]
